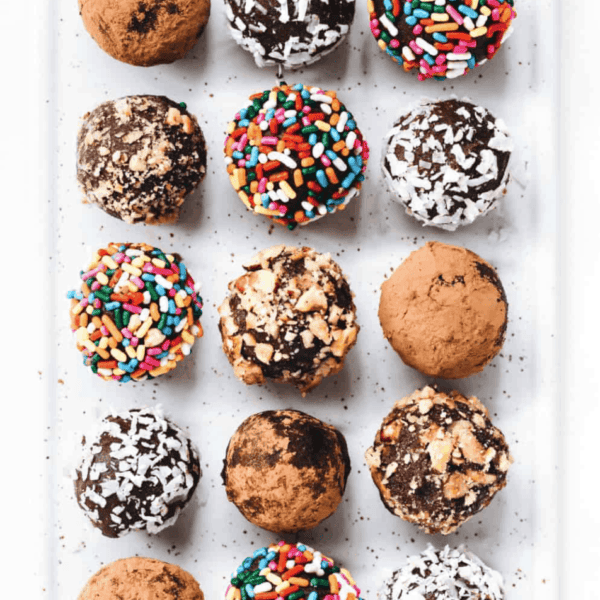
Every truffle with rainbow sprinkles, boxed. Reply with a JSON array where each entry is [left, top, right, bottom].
[[225, 541, 364, 600], [224, 83, 369, 229], [368, 0, 516, 81]]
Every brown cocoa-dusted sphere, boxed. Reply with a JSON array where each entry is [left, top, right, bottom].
[[77, 95, 207, 224], [221, 409, 351, 533], [379, 241, 508, 379], [78, 557, 204, 600], [79, 0, 211, 67], [365, 387, 513, 535]]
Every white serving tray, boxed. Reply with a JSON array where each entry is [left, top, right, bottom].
[[12, 0, 598, 597]]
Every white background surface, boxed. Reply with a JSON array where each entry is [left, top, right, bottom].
[[2, 0, 599, 598]]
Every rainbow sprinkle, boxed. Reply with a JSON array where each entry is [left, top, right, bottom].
[[67, 243, 203, 382], [224, 83, 369, 229], [226, 542, 364, 600], [368, 0, 516, 80]]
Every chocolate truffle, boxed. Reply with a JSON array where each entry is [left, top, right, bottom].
[[378, 241, 507, 379], [365, 387, 512, 535], [67, 242, 203, 382], [382, 99, 513, 231], [79, 0, 211, 66], [226, 541, 364, 600], [74, 407, 201, 538], [77, 95, 207, 224], [224, 83, 369, 229], [78, 557, 204, 600], [382, 544, 504, 600], [218, 245, 359, 395], [368, 0, 517, 81], [222, 409, 350, 532], [224, 0, 355, 69]]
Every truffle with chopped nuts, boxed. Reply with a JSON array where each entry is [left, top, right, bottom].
[[74, 407, 201, 538], [218, 245, 359, 395], [222, 409, 350, 532], [382, 544, 504, 600], [77, 95, 207, 224], [224, 0, 355, 69], [79, 0, 211, 66], [382, 99, 512, 231], [378, 241, 508, 379], [78, 557, 205, 600], [365, 387, 513, 535]]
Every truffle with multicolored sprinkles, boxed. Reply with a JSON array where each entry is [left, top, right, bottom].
[[226, 541, 364, 600], [218, 245, 359, 395], [224, 83, 369, 229], [67, 242, 203, 382], [74, 406, 201, 538], [224, 0, 355, 69], [365, 386, 513, 535], [368, 0, 516, 81], [382, 544, 504, 599], [383, 98, 513, 230], [77, 95, 207, 224], [222, 409, 351, 532]]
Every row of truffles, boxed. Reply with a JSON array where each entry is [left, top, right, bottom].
[[77, 543, 506, 600], [68, 241, 507, 387], [73, 397, 511, 539], [76, 93, 512, 230], [79, 0, 516, 80]]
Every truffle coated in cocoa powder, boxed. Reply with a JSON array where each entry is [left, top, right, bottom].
[[378, 241, 508, 379], [365, 387, 512, 535], [77, 95, 207, 224], [77, 557, 204, 600], [222, 409, 351, 533], [79, 0, 211, 66]]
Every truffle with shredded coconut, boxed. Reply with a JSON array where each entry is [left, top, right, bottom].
[[382, 99, 512, 231], [74, 406, 201, 538], [381, 544, 504, 600], [224, 0, 355, 69]]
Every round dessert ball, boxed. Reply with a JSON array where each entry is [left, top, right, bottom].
[[67, 242, 203, 382], [382, 544, 504, 600], [79, 0, 211, 66], [78, 557, 204, 600], [74, 406, 201, 538], [222, 409, 350, 532], [218, 245, 359, 395], [365, 386, 512, 535], [224, 82, 369, 229], [368, 0, 517, 81], [382, 99, 513, 231], [77, 95, 207, 224], [379, 241, 507, 379], [224, 0, 355, 69], [226, 541, 364, 600]]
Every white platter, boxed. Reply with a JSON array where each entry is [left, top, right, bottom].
[[7, 0, 582, 597]]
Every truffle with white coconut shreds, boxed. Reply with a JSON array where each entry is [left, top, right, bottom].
[[382, 99, 513, 231], [224, 0, 355, 69], [382, 544, 504, 600], [74, 406, 201, 538]]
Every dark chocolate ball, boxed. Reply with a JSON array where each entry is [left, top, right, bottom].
[[74, 407, 201, 538], [365, 387, 512, 535], [224, 0, 355, 69], [222, 409, 351, 533], [77, 95, 207, 224], [218, 245, 359, 395], [382, 99, 513, 231]]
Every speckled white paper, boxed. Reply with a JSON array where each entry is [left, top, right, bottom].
[[45, 0, 560, 598]]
